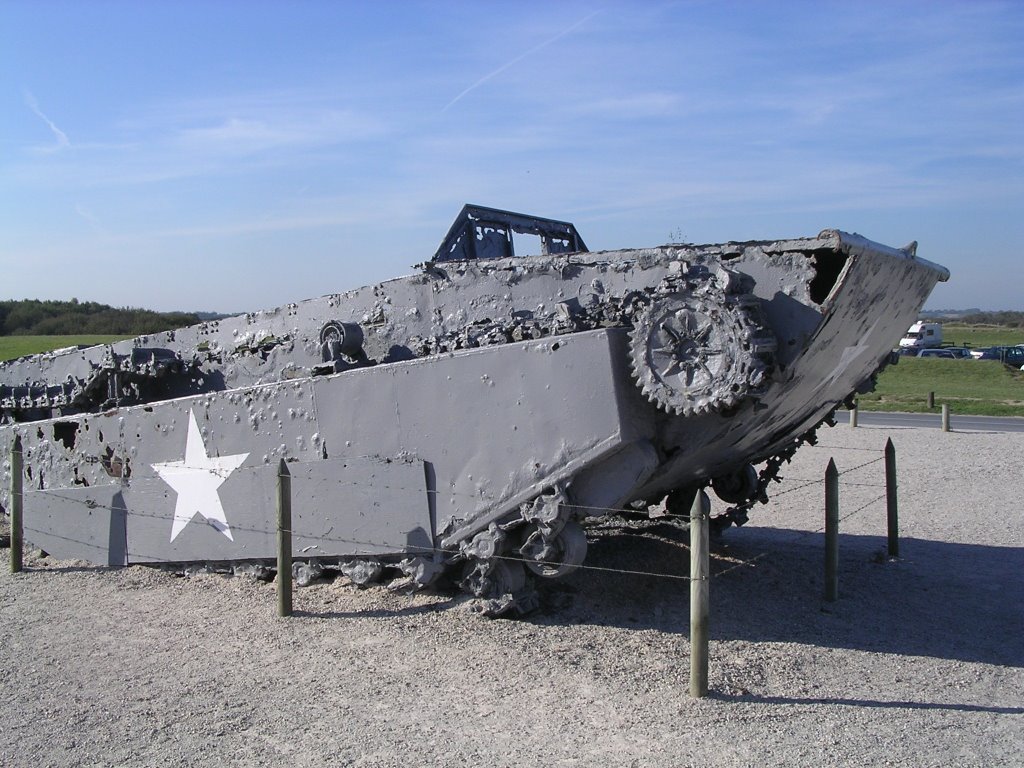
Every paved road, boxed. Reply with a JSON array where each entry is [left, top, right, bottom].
[[839, 410, 1024, 432]]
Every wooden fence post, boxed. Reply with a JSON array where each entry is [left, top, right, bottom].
[[824, 458, 839, 602], [277, 458, 292, 617], [927, 391, 935, 409], [941, 404, 950, 432], [689, 490, 710, 698], [849, 401, 859, 428], [10, 435, 23, 574], [885, 439, 899, 558]]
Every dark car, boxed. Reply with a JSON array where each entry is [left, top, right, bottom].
[[973, 346, 1024, 368]]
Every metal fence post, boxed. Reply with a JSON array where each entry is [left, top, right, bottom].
[[689, 490, 710, 698], [277, 458, 292, 617], [10, 435, 23, 574], [885, 438, 899, 558], [824, 458, 839, 602]]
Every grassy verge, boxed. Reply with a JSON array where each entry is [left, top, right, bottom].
[[857, 358, 1024, 417], [942, 323, 1024, 348], [0, 335, 131, 362]]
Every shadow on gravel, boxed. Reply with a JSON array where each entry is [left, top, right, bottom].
[[710, 692, 1024, 715], [5, 560, 115, 575], [294, 601, 456, 620], [535, 526, 1024, 668]]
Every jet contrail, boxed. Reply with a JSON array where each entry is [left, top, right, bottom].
[[442, 10, 601, 112], [25, 90, 71, 149]]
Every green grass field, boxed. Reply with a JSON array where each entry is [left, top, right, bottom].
[[0, 335, 130, 362], [942, 323, 1024, 348], [857, 357, 1024, 416], [854, 323, 1024, 416]]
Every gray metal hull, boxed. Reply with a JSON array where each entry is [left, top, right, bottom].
[[0, 226, 948, 605]]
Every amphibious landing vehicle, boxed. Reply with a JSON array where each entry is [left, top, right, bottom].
[[0, 205, 949, 613]]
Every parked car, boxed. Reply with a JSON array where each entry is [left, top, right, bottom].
[[917, 347, 972, 359], [972, 346, 1024, 367]]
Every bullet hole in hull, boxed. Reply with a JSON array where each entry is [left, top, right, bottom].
[[53, 422, 79, 450]]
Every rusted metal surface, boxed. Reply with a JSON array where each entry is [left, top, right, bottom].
[[0, 205, 949, 614]]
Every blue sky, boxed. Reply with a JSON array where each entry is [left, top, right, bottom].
[[2, 0, 1022, 312]]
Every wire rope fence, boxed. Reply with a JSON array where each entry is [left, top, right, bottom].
[[7, 436, 903, 593], [6, 435, 907, 700]]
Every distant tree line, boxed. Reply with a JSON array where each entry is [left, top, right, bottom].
[[0, 299, 199, 336], [949, 310, 1024, 328]]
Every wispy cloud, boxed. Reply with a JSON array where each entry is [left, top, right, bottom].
[[144, 209, 366, 240], [74, 204, 106, 235], [172, 108, 384, 156], [7, 89, 394, 190], [3, 2, 1021, 310], [24, 90, 71, 151], [571, 92, 680, 119], [442, 10, 601, 112]]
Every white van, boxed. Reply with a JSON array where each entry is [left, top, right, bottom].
[[898, 321, 943, 350]]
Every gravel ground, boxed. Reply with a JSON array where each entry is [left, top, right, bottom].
[[1, 422, 1022, 767]]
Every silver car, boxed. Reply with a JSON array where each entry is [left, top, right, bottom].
[[917, 347, 972, 359]]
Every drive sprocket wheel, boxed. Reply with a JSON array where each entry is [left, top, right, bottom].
[[630, 288, 774, 416]]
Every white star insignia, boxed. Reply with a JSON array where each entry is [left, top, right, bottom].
[[818, 319, 881, 392], [823, 340, 871, 387], [152, 409, 249, 542]]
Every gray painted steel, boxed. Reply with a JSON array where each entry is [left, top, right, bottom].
[[0, 207, 949, 613], [11, 329, 632, 566]]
